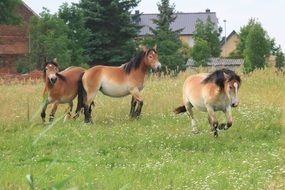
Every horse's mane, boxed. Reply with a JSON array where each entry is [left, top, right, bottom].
[[122, 49, 157, 74], [43, 61, 66, 82], [202, 68, 241, 90]]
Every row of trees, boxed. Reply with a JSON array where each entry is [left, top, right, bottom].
[[16, 0, 220, 74], [18, 0, 141, 72], [2, 0, 284, 73]]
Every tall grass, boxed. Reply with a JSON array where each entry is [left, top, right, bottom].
[[0, 68, 284, 189]]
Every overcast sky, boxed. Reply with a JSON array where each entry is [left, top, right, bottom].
[[24, 0, 285, 50]]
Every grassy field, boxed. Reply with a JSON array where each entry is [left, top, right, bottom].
[[0, 68, 284, 189]]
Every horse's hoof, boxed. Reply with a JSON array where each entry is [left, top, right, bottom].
[[214, 131, 219, 137], [84, 118, 93, 124], [130, 113, 140, 119]]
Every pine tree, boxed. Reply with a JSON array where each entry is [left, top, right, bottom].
[[79, 0, 141, 65], [146, 0, 184, 74], [193, 17, 221, 57]]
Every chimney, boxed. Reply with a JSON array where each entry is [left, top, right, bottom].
[[206, 9, 210, 13], [134, 10, 141, 23]]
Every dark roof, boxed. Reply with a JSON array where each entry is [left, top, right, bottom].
[[186, 58, 244, 67], [21, 1, 38, 17], [137, 11, 218, 36], [220, 30, 238, 46]]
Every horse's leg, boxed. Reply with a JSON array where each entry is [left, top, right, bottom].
[[64, 102, 73, 122], [40, 102, 48, 122], [49, 103, 58, 122], [219, 106, 233, 130], [186, 104, 199, 134], [130, 88, 143, 118], [135, 101, 143, 117], [83, 92, 96, 123], [129, 96, 137, 117], [206, 105, 219, 137]]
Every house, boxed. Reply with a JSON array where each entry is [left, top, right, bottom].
[[0, 1, 37, 73], [136, 9, 218, 47], [220, 30, 240, 57]]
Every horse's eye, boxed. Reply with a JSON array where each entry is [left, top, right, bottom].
[[229, 86, 233, 89]]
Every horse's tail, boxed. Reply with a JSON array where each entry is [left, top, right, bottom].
[[75, 72, 86, 115], [174, 105, 187, 114]]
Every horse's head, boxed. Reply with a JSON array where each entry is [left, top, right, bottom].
[[142, 45, 161, 71], [224, 70, 241, 107], [43, 59, 59, 85]]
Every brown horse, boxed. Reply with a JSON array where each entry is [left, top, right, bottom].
[[41, 60, 85, 122], [75, 45, 161, 123], [174, 69, 241, 137]]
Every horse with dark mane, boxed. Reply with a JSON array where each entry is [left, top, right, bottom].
[[75, 45, 161, 123], [41, 60, 85, 122], [174, 68, 241, 137]]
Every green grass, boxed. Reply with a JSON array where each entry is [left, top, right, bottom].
[[0, 68, 284, 189]]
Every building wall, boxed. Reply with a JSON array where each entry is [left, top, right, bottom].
[[0, 3, 35, 73], [0, 25, 28, 55], [179, 35, 195, 47], [221, 33, 240, 57]]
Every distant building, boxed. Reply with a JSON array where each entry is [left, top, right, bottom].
[[220, 30, 240, 58], [0, 2, 37, 73], [136, 9, 218, 47]]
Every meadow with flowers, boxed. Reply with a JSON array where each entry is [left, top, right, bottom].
[[0, 68, 284, 189]]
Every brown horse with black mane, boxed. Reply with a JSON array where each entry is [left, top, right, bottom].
[[75, 45, 161, 123], [41, 60, 85, 122], [174, 68, 241, 137]]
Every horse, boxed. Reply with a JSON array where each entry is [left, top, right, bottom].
[[75, 45, 161, 123], [174, 68, 241, 137], [41, 60, 85, 122]]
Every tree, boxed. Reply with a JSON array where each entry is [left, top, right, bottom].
[[17, 9, 72, 73], [58, 3, 90, 66], [145, 0, 184, 73], [0, 0, 21, 24], [79, 0, 141, 65], [190, 38, 211, 66], [235, 19, 256, 58], [193, 17, 221, 57], [275, 46, 285, 72], [243, 21, 271, 73], [236, 18, 274, 58]]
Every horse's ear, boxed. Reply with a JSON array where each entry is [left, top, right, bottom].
[[223, 72, 230, 81], [153, 44, 157, 51], [139, 45, 148, 52]]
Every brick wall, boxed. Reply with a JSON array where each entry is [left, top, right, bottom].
[[0, 2, 36, 73]]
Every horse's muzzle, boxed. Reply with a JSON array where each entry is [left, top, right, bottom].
[[231, 102, 239, 107], [49, 77, 57, 84], [153, 62, 162, 71]]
